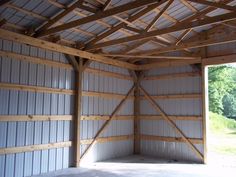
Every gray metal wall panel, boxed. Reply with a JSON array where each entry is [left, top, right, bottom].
[[80, 62, 134, 164], [0, 39, 74, 177], [140, 65, 203, 162]]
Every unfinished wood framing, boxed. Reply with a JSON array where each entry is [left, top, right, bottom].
[[1, 0, 236, 174], [139, 85, 204, 161], [80, 84, 135, 161]]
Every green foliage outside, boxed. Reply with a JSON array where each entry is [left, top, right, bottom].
[[208, 65, 236, 118], [208, 65, 236, 156]]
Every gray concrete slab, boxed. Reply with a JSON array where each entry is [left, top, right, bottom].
[[34, 155, 235, 177]]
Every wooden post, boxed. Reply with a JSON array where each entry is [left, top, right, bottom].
[[200, 30, 208, 164], [134, 72, 140, 154], [75, 58, 83, 167]]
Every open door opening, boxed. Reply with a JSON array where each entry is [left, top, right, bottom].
[[206, 63, 236, 167]]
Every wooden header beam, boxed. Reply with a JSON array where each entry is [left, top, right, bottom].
[[0, 29, 137, 70]]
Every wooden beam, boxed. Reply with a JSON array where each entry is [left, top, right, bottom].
[[0, 141, 72, 155], [36, 0, 164, 37], [202, 54, 236, 66], [201, 65, 208, 164], [0, 115, 73, 122], [75, 59, 83, 167], [102, 0, 112, 11], [4, 3, 48, 21], [0, 82, 75, 95], [84, 1, 166, 48], [136, 59, 202, 70], [0, 82, 134, 99], [0, 29, 137, 70], [145, 0, 174, 32], [187, 0, 236, 12], [139, 115, 202, 121], [81, 135, 133, 145], [101, 54, 200, 60], [85, 67, 133, 80], [139, 85, 204, 161], [141, 134, 203, 144], [134, 72, 141, 154], [143, 72, 200, 80], [35, 0, 84, 35], [139, 93, 202, 100], [65, 55, 80, 71], [133, 33, 236, 56], [80, 84, 135, 161], [81, 115, 134, 121], [180, 0, 198, 12], [86, 12, 236, 50], [0, 50, 73, 69]]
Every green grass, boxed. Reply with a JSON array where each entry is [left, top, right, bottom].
[[209, 112, 236, 155], [209, 112, 236, 133]]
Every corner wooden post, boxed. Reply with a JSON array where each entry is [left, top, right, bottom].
[[200, 30, 208, 164], [75, 58, 83, 167], [134, 73, 140, 154]]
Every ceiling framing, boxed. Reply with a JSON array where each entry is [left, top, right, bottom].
[[0, 0, 236, 68]]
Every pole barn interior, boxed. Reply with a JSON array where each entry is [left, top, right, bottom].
[[0, 0, 236, 177]]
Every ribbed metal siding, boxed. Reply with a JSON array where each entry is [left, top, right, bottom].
[[0, 39, 74, 177], [81, 62, 134, 164], [140, 65, 203, 162]]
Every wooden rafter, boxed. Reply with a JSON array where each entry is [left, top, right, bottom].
[[80, 84, 135, 161], [138, 85, 204, 161], [187, 0, 236, 12], [83, 2, 166, 48], [35, 0, 84, 35], [36, 0, 165, 37], [145, 0, 174, 32], [86, 12, 236, 50]]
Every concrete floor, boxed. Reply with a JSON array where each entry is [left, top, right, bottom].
[[35, 155, 235, 177]]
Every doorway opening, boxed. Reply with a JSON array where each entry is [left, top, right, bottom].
[[206, 63, 236, 167]]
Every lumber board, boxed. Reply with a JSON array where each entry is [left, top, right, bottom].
[[81, 115, 134, 121], [143, 72, 200, 80], [0, 141, 72, 155], [139, 115, 202, 121], [80, 135, 133, 145], [140, 134, 203, 144], [0, 50, 73, 69], [0, 115, 73, 122], [139, 93, 202, 100]]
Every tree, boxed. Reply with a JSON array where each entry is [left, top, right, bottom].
[[208, 65, 236, 115]]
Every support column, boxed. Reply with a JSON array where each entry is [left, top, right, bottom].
[[200, 30, 208, 164], [134, 74, 140, 154], [75, 59, 83, 167]]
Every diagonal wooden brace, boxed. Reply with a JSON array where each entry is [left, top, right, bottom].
[[80, 84, 135, 161], [138, 85, 204, 161]]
